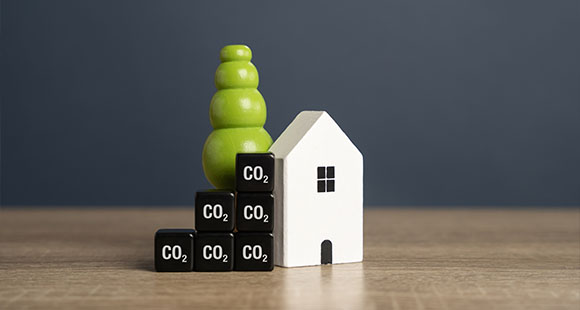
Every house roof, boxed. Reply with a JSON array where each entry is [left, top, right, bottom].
[[269, 111, 359, 158]]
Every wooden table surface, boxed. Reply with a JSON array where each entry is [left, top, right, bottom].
[[0, 208, 578, 309]]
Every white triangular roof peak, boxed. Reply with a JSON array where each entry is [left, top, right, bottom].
[[269, 110, 360, 159]]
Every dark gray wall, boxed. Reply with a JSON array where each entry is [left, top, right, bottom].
[[2, 0, 579, 206]]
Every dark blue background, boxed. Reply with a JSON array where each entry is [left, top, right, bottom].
[[2, 1, 579, 206]]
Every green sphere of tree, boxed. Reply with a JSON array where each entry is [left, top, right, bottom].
[[202, 45, 273, 189]]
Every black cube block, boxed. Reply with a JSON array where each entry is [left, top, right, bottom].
[[234, 233, 274, 271], [236, 153, 274, 192], [195, 190, 235, 232], [154, 229, 195, 272], [194, 233, 234, 272], [236, 193, 274, 232]]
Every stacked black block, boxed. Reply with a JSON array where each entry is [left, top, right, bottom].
[[234, 153, 275, 271], [194, 190, 235, 271], [154, 229, 196, 272]]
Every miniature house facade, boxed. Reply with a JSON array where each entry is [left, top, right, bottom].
[[269, 111, 363, 267]]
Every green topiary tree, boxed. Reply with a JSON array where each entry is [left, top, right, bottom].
[[202, 45, 273, 189]]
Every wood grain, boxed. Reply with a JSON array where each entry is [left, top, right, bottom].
[[0, 208, 578, 309]]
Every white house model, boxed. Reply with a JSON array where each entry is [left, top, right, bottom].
[[269, 111, 363, 267]]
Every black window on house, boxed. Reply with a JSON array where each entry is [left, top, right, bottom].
[[317, 166, 335, 193]]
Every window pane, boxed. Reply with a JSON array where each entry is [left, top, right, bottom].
[[326, 166, 335, 178], [317, 166, 326, 179], [327, 180, 335, 192], [317, 180, 326, 192]]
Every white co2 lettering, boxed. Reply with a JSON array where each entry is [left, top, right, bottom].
[[203, 204, 228, 222], [161, 245, 187, 262], [243, 166, 268, 184], [242, 245, 268, 262], [243, 205, 268, 223], [202, 245, 228, 262]]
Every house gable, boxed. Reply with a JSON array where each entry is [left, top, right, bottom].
[[269, 111, 362, 160]]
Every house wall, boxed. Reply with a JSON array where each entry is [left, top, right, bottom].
[[273, 157, 285, 266]]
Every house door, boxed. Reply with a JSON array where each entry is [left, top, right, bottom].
[[321, 240, 332, 264]]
